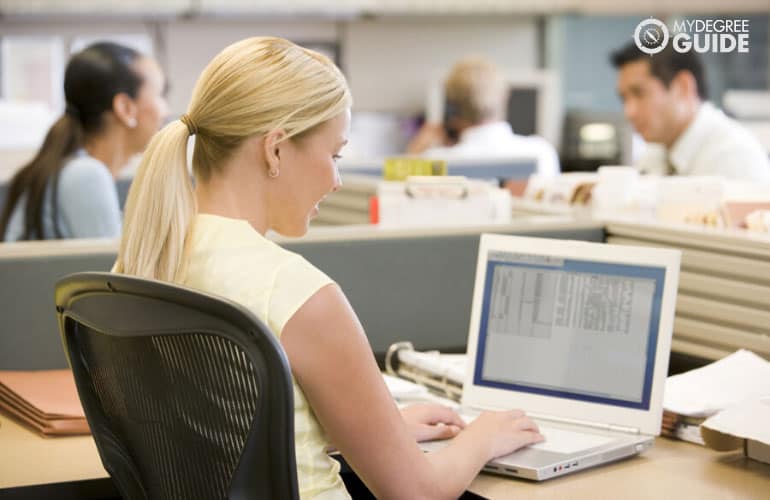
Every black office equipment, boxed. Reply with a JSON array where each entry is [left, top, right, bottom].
[[54, 272, 298, 500]]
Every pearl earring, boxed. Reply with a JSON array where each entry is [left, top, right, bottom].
[[127, 118, 137, 129]]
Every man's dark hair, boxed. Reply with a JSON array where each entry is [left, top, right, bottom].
[[610, 41, 708, 100]]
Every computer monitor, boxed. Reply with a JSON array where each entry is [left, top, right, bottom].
[[560, 110, 634, 172], [426, 70, 561, 149]]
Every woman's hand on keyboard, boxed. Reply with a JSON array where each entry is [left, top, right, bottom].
[[401, 403, 466, 442], [468, 410, 545, 458]]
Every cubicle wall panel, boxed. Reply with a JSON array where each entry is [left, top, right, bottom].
[[288, 236, 478, 356], [678, 271, 770, 310], [605, 223, 770, 260], [607, 236, 770, 285], [0, 224, 603, 370], [606, 224, 770, 362], [675, 296, 770, 334], [284, 226, 605, 359], [0, 252, 116, 370], [674, 317, 770, 359]]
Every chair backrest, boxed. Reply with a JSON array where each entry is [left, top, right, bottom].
[[54, 272, 299, 500]]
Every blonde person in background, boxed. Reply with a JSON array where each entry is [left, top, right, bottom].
[[407, 57, 560, 195], [115, 37, 543, 499], [0, 42, 168, 241]]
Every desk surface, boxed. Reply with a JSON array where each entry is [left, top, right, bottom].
[[470, 435, 770, 499], [0, 413, 106, 489], [2, 412, 769, 498]]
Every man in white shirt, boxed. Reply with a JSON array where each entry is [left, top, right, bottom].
[[406, 57, 560, 194], [611, 42, 769, 181]]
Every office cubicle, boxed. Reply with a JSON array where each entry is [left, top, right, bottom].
[[605, 221, 770, 362], [0, 241, 116, 370], [284, 221, 603, 361], [0, 219, 602, 370], [5, 217, 767, 372]]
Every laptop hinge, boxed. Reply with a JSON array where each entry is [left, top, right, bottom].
[[527, 412, 641, 435]]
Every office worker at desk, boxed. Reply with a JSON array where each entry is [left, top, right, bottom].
[[113, 37, 544, 499], [611, 42, 770, 181], [0, 42, 168, 242], [407, 57, 560, 194]]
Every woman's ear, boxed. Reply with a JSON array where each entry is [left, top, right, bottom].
[[113, 93, 138, 128], [263, 129, 287, 171]]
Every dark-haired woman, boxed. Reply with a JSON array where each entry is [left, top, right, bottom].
[[0, 42, 167, 241]]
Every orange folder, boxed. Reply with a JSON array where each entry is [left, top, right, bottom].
[[0, 370, 90, 436]]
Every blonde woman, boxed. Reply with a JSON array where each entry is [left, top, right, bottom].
[[115, 37, 542, 499]]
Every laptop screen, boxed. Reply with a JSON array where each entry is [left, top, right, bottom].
[[473, 250, 666, 411]]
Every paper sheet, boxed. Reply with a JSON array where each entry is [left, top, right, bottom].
[[382, 373, 429, 399], [663, 349, 770, 417], [701, 398, 770, 446]]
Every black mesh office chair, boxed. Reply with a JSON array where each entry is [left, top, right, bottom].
[[54, 272, 299, 500]]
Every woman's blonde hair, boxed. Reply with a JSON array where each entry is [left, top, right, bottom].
[[114, 37, 351, 282], [444, 57, 507, 124]]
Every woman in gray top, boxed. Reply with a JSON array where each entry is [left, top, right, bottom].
[[0, 42, 167, 241]]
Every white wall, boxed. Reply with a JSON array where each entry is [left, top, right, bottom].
[[164, 19, 339, 114], [342, 17, 538, 112], [0, 16, 537, 116]]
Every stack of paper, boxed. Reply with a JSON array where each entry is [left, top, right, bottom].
[[660, 410, 706, 445], [0, 370, 89, 436], [662, 350, 770, 445], [701, 397, 770, 464]]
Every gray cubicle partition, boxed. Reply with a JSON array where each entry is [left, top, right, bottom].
[[284, 224, 604, 361], [0, 249, 116, 370], [0, 222, 603, 370]]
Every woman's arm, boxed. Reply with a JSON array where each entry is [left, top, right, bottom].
[[281, 284, 542, 499]]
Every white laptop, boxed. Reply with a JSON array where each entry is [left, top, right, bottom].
[[421, 233, 680, 480]]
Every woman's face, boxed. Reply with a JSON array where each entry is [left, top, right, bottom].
[[268, 109, 350, 237], [129, 56, 168, 153]]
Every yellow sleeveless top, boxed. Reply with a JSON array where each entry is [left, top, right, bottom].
[[184, 214, 350, 500]]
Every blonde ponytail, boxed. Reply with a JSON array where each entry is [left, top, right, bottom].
[[116, 36, 351, 283], [114, 120, 195, 282]]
